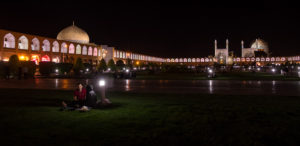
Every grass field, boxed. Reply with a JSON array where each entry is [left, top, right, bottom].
[[1, 88, 300, 145]]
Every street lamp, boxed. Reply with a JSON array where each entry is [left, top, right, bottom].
[[272, 68, 276, 73], [98, 79, 111, 105], [99, 79, 105, 87]]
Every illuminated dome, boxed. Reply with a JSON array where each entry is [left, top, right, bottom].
[[57, 23, 89, 44], [250, 38, 269, 54]]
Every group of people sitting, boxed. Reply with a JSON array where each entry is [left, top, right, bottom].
[[61, 80, 111, 111]]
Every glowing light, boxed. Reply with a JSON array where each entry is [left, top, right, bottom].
[[208, 69, 213, 73], [52, 58, 59, 63], [99, 80, 105, 87], [257, 68, 261, 71], [31, 55, 39, 65], [86, 68, 89, 72], [126, 69, 129, 73], [136, 61, 140, 65], [19, 56, 25, 60], [3, 58, 9, 62], [55, 69, 59, 73], [41, 55, 50, 62], [272, 68, 276, 72], [19, 55, 29, 61], [108, 68, 111, 71]]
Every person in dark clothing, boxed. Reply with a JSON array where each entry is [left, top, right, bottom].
[[85, 79, 98, 108], [61, 83, 86, 110], [85, 79, 92, 95]]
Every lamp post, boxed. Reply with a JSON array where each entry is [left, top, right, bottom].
[[98, 79, 111, 105]]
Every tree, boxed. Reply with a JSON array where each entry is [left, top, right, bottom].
[[116, 60, 125, 71], [8, 55, 19, 77], [39, 62, 55, 76], [73, 58, 84, 75], [126, 58, 133, 69], [98, 59, 107, 72], [107, 59, 116, 71]]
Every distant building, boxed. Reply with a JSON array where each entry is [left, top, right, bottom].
[[0, 24, 299, 66], [241, 39, 269, 57]]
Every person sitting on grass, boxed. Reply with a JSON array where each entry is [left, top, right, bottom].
[[85, 84, 98, 108], [61, 83, 87, 110]]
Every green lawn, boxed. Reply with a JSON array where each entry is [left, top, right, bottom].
[[1, 89, 300, 145], [135, 72, 300, 81]]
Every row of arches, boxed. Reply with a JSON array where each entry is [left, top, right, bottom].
[[114, 50, 164, 62], [3, 33, 102, 57], [165, 57, 292, 63]]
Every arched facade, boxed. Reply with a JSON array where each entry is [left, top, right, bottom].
[[18, 35, 28, 50], [76, 44, 81, 54], [93, 47, 98, 56], [52, 41, 59, 52], [82, 46, 87, 55], [61, 42, 67, 53], [31, 38, 40, 51], [42, 39, 50, 52], [69, 43, 75, 54], [3, 33, 15, 48], [88, 46, 93, 56]]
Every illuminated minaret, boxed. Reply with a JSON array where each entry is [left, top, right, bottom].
[[226, 39, 229, 50], [241, 40, 244, 49], [214, 39, 217, 50]]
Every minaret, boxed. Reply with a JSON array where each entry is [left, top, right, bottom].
[[241, 40, 244, 49], [214, 39, 217, 50], [226, 39, 229, 50]]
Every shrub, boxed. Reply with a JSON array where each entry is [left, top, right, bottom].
[[126, 58, 133, 69], [83, 63, 92, 72], [57, 63, 73, 74], [73, 58, 84, 75], [116, 60, 125, 71], [20, 61, 36, 78], [8, 55, 19, 77], [107, 59, 116, 71], [98, 59, 107, 72], [39, 62, 55, 76]]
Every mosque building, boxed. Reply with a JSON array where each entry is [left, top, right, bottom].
[[0, 24, 300, 66], [0, 23, 164, 65]]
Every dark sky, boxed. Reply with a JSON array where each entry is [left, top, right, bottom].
[[0, 1, 299, 58]]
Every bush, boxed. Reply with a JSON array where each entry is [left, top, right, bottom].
[[126, 59, 133, 69], [98, 59, 107, 72], [8, 55, 19, 77], [83, 63, 92, 71], [107, 59, 116, 71], [116, 60, 125, 71], [73, 58, 84, 75], [39, 62, 55, 76], [20, 61, 36, 78], [57, 63, 73, 74]]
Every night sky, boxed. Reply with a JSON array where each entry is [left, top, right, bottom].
[[0, 2, 299, 58]]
